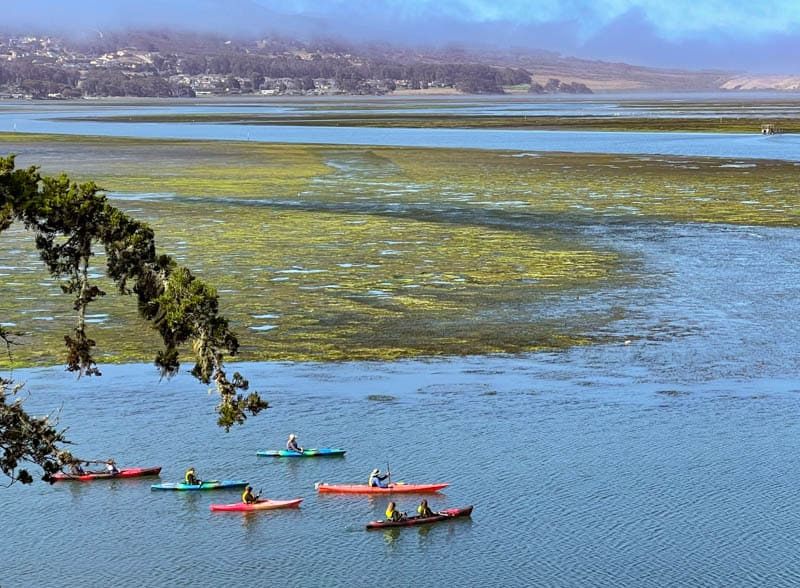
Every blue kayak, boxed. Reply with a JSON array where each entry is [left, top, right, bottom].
[[256, 448, 346, 458], [150, 480, 248, 491]]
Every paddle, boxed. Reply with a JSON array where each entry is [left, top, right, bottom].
[[385, 465, 405, 485]]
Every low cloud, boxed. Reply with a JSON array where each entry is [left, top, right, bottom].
[[4, 0, 800, 74]]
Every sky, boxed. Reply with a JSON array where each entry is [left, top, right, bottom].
[[4, 0, 800, 74]]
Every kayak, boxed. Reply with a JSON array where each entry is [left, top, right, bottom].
[[51, 466, 162, 481], [210, 498, 303, 512], [316, 483, 449, 494], [151, 480, 248, 491], [366, 505, 473, 529], [257, 448, 346, 458]]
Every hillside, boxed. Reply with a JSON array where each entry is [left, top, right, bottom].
[[500, 53, 731, 92], [0, 29, 792, 98], [362, 45, 733, 92]]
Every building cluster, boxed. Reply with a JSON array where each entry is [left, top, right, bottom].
[[1, 35, 417, 98], [1, 34, 586, 99]]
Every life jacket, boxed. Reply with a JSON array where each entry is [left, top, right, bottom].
[[385, 506, 396, 520], [242, 489, 254, 503], [418, 504, 433, 517], [185, 470, 196, 484]]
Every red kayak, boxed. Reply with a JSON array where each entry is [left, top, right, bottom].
[[316, 483, 449, 494], [51, 466, 162, 481], [210, 498, 303, 512], [366, 505, 473, 529]]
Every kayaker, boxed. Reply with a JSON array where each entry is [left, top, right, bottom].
[[242, 485, 260, 504], [105, 459, 119, 475], [369, 468, 390, 488], [385, 501, 406, 522], [417, 499, 435, 518], [185, 467, 201, 486], [69, 462, 85, 475], [286, 433, 304, 453]]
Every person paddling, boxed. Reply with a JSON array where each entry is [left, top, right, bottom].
[[368, 468, 391, 488], [242, 485, 260, 504], [385, 501, 406, 522], [69, 462, 86, 475], [417, 499, 435, 518], [105, 459, 119, 475], [286, 433, 304, 453], [185, 467, 201, 486]]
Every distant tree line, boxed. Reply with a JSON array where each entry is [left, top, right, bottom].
[[178, 53, 533, 93], [0, 61, 83, 98], [530, 78, 592, 94], [79, 72, 194, 98]]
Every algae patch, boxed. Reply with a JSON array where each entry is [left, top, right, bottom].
[[3, 133, 798, 366]]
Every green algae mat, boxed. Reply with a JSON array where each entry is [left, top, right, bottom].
[[2, 133, 799, 367]]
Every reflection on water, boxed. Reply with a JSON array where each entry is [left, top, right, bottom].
[[383, 528, 402, 547]]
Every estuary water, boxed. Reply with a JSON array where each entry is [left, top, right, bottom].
[[3, 97, 800, 587], [2, 96, 800, 161], [4, 220, 800, 587]]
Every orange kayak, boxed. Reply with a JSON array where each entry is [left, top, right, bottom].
[[316, 483, 449, 494]]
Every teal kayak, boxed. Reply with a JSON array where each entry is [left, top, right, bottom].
[[256, 448, 346, 458], [151, 480, 248, 491]]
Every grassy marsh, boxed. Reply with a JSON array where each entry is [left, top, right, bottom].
[[68, 112, 800, 133], [2, 132, 799, 367]]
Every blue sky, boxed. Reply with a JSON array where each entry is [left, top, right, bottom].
[[5, 0, 800, 73]]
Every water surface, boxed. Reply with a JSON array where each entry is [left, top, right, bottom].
[[4, 219, 800, 587], [3, 97, 800, 161]]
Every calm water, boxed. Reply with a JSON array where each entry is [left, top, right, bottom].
[[2, 96, 800, 161], [5, 216, 800, 587], [3, 97, 800, 586]]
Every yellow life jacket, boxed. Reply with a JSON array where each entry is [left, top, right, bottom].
[[385, 506, 395, 520]]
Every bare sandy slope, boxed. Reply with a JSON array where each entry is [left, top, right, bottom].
[[455, 50, 800, 92], [720, 76, 800, 91]]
